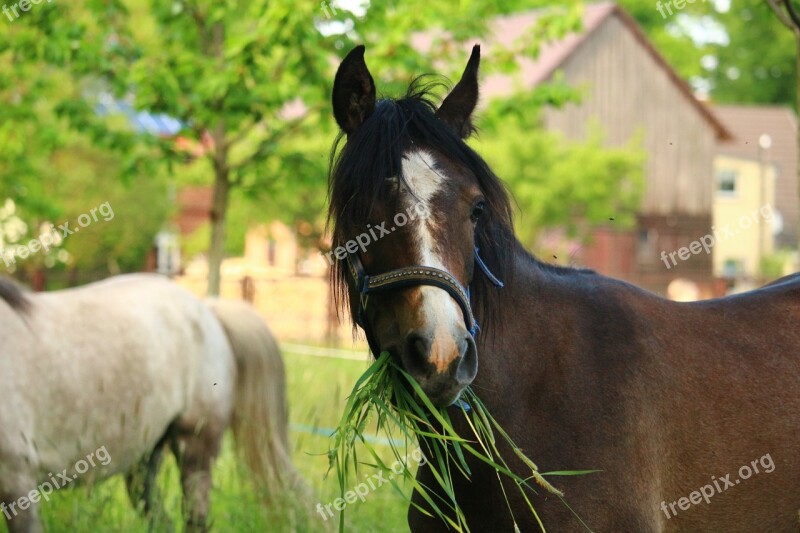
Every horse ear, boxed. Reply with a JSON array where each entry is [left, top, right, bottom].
[[332, 45, 376, 135], [436, 45, 480, 138]]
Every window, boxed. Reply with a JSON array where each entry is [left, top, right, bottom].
[[722, 258, 744, 279], [716, 169, 737, 195], [637, 228, 658, 265]]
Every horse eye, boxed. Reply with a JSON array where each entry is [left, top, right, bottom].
[[470, 201, 486, 222]]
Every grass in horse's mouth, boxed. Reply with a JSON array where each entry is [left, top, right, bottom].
[[328, 351, 592, 532]]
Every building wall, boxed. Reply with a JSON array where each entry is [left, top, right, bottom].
[[580, 213, 717, 297], [712, 155, 777, 279], [714, 106, 798, 249], [176, 273, 358, 345], [635, 213, 716, 295], [541, 14, 718, 217], [176, 223, 360, 346]]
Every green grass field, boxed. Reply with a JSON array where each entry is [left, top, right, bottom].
[[1, 348, 414, 533]]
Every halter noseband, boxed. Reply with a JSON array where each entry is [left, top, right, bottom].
[[345, 247, 503, 339]]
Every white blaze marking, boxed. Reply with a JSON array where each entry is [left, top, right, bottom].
[[400, 150, 464, 371]]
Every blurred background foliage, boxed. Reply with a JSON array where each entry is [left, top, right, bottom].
[[0, 0, 793, 287]]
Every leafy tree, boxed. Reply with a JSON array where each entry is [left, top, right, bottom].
[[712, 1, 796, 105], [2, 0, 336, 294], [474, 91, 644, 250], [0, 12, 172, 282], [0, 139, 172, 282], [616, 0, 795, 107], [0, 0, 536, 294], [0, 12, 71, 219], [2, 0, 646, 291], [46, 144, 172, 273]]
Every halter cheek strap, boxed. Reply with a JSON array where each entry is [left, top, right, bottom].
[[474, 247, 504, 289], [346, 247, 503, 339]]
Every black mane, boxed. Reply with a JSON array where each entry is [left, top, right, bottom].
[[327, 79, 519, 332]]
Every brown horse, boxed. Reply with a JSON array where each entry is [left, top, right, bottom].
[[328, 45, 800, 531]]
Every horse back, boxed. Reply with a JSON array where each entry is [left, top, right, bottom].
[[0, 274, 235, 481], [625, 276, 800, 530]]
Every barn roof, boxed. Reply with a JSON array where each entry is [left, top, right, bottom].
[[713, 105, 797, 171], [415, 2, 732, 140]]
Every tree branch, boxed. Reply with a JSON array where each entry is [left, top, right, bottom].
[[228, 113, 312, 171], [766, 0, 796, 31], [180, 0, 208, 48], [769, 0, 800, 33], [225, 119, 263, 151], [783, 0, 800, 31]]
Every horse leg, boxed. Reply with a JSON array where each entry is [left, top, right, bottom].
[[125, 437, 172, 531], [170, 428, 223, 533], [1, 486, 43, 533]]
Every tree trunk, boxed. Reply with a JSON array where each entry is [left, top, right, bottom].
[[207, 164, 229, 296], [205, 20, 229, 296]]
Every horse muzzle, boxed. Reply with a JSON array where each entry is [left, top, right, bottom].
[[399, 325, 478, 407]]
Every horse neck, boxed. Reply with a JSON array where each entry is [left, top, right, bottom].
[[475, 248, 581, 399]]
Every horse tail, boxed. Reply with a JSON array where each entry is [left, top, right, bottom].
[[206, 299, 311, 508]]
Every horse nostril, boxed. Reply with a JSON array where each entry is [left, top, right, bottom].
[[454, 335, 478, 384], [404, 332, 433, 377]]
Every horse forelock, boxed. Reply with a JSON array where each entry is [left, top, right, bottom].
[[327, 79, 518, 333], [0, 277, 30, 314]]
